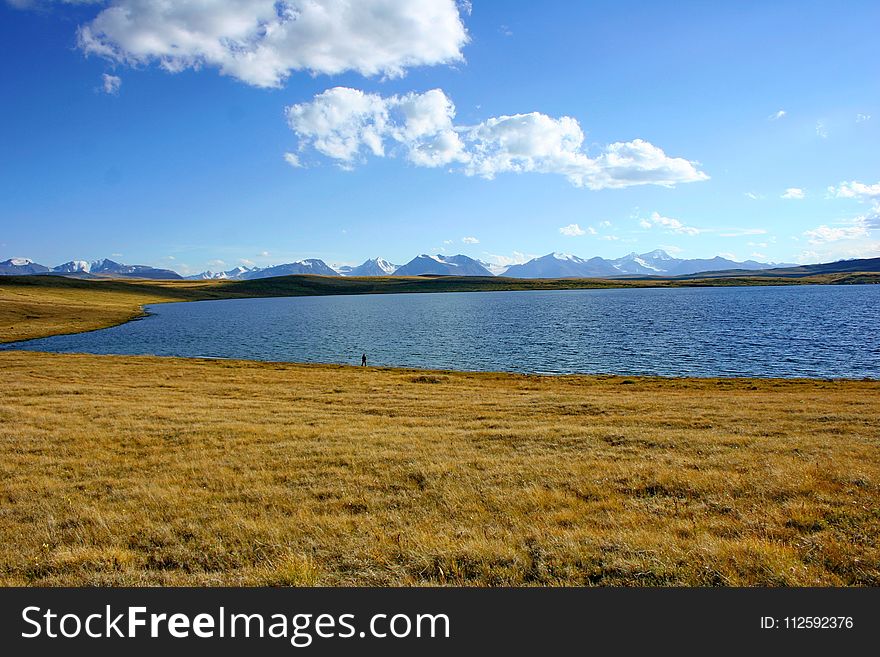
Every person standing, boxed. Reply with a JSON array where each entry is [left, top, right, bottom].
[[361, 353, 367, 367]]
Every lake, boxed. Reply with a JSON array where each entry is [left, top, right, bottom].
[[5, 285, 879, 378]]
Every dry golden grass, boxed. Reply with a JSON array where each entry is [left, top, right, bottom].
[[1, 351, 877, 586], [0, 277, 216, 343]]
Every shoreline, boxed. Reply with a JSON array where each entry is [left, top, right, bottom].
[[2, 348, 877, 384]]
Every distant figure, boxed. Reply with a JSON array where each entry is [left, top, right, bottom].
[[361, 353, 367, 367]]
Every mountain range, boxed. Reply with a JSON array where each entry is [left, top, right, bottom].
[[502, 250, 787, 278], [0, 250, 807, 280], [0, 258, 182, 279]]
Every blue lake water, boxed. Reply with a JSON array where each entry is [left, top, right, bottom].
[[4, 285, 879, 378]]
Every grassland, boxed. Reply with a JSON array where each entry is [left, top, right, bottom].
[[0, 276, 878, 586], [1, 352, 877, 586], [2, 271, 877, 343]]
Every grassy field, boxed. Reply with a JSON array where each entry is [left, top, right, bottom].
[[0, 276, 878, 586], [2, 271, 877, 343], [1, 351, 877, 586]]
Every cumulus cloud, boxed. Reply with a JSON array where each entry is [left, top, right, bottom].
[[804, 224, 868, 244], [768, 109, 786, 120], [461, 236, 479, 244], [101, 72, 121, 94], [481, 251, 533, 269], [638, 212, 702, 236], [101, 73, 122, 96], [286, 87, 709, 190], [828, 180, 880, 200], [283, 152, 303, 168], [856, 113, 871, 123], [76, 0, 469, 88], [827, 180, 880, 230], [781, 187, 804, 200], [559, 223, 586, 237]]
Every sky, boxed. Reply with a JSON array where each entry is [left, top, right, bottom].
[[1, 0, 878, 275]]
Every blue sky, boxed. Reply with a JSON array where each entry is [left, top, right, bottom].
[[1, 0, 878, 274]]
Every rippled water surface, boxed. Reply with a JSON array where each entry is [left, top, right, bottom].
[[6, 285, 879, 378]]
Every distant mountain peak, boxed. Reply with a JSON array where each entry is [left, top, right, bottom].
[[394, 253, 491, 277]]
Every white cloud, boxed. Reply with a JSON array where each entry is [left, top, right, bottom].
[[239, 258, 256, 266], [598, 220, 612, 228], [101, 72, 121, 95], [207, 259, 226, 267], [443, 239, 454, 245], [828, 180, 880, 200], [718, 252, 738, 260], [797, 241, 880, 263], [77, 0, 468, 88], [559, 223, 586, 237], [856, 113, 871, 123], [751, 252, 767, 260], [287, 87, 467, 167], [815, 120, 828, 138], [827, 181, 880, 231], [287, 87, 709, 190], [744, 191, 763, 200], [258, 251, 270, 257], [659, 244, 684, 255], [283, 152, 303, 168], [481, 251, 533, 269], [804, 223, 868, 244], [781, 187, 804, 199], [638, 211, 702, 236], [768, 109, 786, 120], [461, 236, 479, 244]]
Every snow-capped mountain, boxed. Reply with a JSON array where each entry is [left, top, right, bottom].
[[89, 258, 182, 279], [186, 265, 261, 280], [1, 250, 802, 280], [52, 260, 91, 274], [241, 259, 339, 279], [337, 258, 399, 276], [0, 258, 49, 275], [610, 250, 675, 274], [393, 254, 493, 277], [503, 250, 788, 278], [503, 252, 620, 278]]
